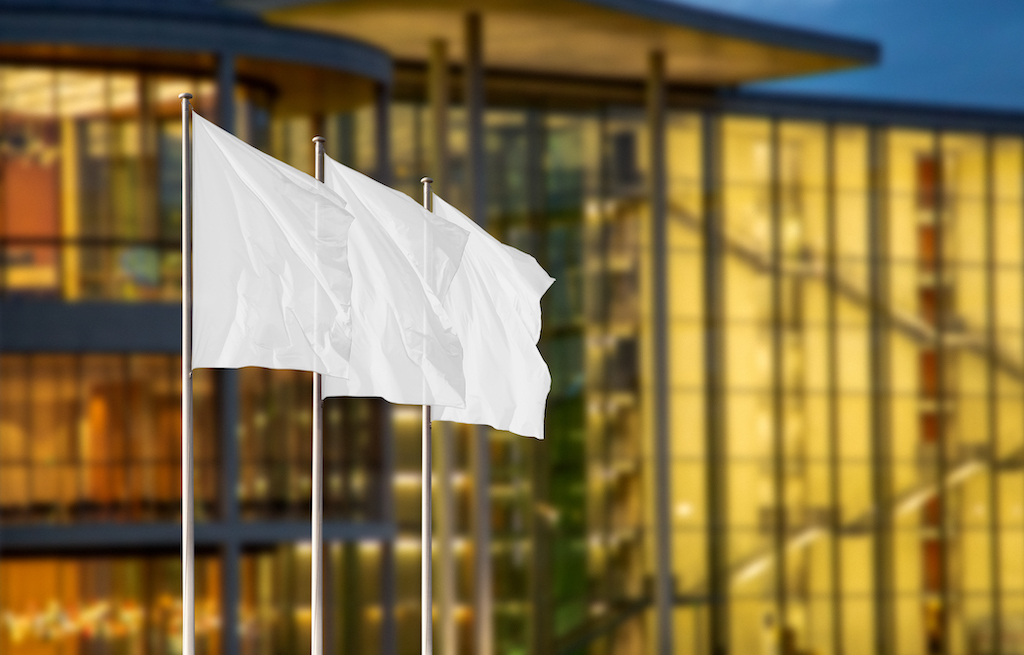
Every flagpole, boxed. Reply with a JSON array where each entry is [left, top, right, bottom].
[[179, 92, 195, 655], [420, 176, 434, 655], [311, 135, 327, 655]]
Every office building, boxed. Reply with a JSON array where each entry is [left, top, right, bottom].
[[3, 2, 1024, 655]]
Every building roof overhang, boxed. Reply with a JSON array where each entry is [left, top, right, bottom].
[[242, 0, 879, 85], [0, 1, 391, 110]]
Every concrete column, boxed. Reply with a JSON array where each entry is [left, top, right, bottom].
[[464, 12, 493, 655], [216, 52, 236, 134], [931, 129, 952, 655], [374, 81, 398, 655], [867, 125, 894, 655], [427, 40, 457, 655], [702, 111, 729, 655], [824, 123, 845, 655], [436, 423, 458, 655], [375, 82, 392, 184], [646, 49, 674, 655], [216, 50, 241, 655], [524, 108, 552, 655], [428, 39, 450, 190], [465, 13, 485, 224], [769, 118, 788, 637], [983, 135, 1003, 655]]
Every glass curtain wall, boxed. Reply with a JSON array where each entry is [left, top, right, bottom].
[[0, 65, 273, 301], [0, 554, 222, 655], [709, 117, 1024, 655], [310, 89, 1024, 655], [0, 354, 217, 523]]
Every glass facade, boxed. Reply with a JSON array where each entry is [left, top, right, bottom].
[[4, 28, 1024, 655], [0, 354, 218, 523], [0, 554, 222, 655]]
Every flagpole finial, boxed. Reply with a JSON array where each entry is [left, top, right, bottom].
[[420, 177, 434, 212], [179, 93, 193, 100], [312, 136, 326, 144]]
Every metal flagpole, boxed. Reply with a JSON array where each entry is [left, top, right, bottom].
[[311, 135, 327, 655], [420, 176, 434, 655], [179, 92, 195, 655]]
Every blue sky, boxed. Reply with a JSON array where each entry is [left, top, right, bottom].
[[677, 0, 1024, 111]]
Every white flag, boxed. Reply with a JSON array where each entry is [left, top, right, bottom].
[[192, 112, 354, 377], [431, 195, 555, 439], [320, 157, 470, 407]]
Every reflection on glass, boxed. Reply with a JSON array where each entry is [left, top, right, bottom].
[[0, 354, 217, 523], [0, 554, 221, 655], [238, 369, 387, 522], [0, 66, 241, 301]]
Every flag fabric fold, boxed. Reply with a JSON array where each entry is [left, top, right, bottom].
[[320, 157, 470, 407], [430, 194, 555, 439], [324, 157, 467, 300], [192, 111, 354, 377]]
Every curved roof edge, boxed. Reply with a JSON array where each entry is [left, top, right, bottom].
[[586, 0, 878, 65], [235, 0, 879, 66], [0, 3, 392, 83]]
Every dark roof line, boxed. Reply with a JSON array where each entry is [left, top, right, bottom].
[[0, 0, 259, 22], [229, 0, 880, 65], [584, 0, 879, 64], [0, 2, 392, 83]]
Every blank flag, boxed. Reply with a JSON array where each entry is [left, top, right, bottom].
[[192, 112, 354, 377], [319, 157, 470, 407], [430, 194, 555, 439]]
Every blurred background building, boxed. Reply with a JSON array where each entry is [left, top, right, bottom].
[[3, 2, 1024, 655]]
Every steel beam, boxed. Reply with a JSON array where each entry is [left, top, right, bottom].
[[0, 520, 398, 553]]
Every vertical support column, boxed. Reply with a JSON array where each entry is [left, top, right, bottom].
[[219, 371, 241, 655], [427, 43, 457, 655], [867, 125, 894, 655], [524, 107, 552, 655], [824, 123, 844, 655], [436, 423, 458, 655], [465, 13, 485, 224], [216, 52, 236, 141], [983, 134, 1003, 655], [428, 39, 450, 191], [646, 49, 674, 655], [376, 82, 392, 183], [769, 118, 788, 638], [375, 79, 399, 655], [379, 398, 398, 655], [931, 129, 951, 655], [464, 12, 493, 655], [702, 111, 729, 655], [216, 51, 242, 655]]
